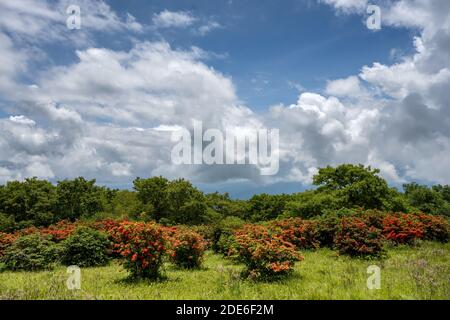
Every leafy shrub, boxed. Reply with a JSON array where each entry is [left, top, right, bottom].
[[231, 225, 303, 278], [212, 217, 245, 255], [111, 221, 166, 279], [268, 218, 319, 249], [216, 232, 237, 257], [0, 213, 16, 233], [357, 209, 386, 229], [60, 227, 110, 267], [166, 227, 207, 268], [0, 232, 18, 257], [313, 214, 341, 248], [334, 217, 384, 257], [416, 214, 449, 242], [382, 214, 424, 244], [1, 234, 61, 271]]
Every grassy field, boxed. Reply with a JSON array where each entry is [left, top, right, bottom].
[[0, 241, 449, 300]]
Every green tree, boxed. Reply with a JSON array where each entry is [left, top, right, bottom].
[[110, 190, 140, 218], [165, 179, 208, 225], [245, 193, 292, 221], [0, 178, 57, 226], [283, 190, 340, 218], [403, 183, 449, 216], [56, 177, 104, 221], [133, 176, 169, 221], [313, 164, 390, 209], [205, 192, 247, 220]]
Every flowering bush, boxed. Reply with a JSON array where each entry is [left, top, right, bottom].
[[0, 232, 18, 257], [111, 221, 166, 279], [39, 220, 77, 242], [166, 227, 207, 268], [313, 215, 341, 248], [90, 219, 126, 235], [334, 217, 384, 257], [11, 220, 77, 243], [232, 225, 303, 278], [268, 218, 319, 250], [416, 214, 449, 243], [382, 214, 424, 244], [357, 209, 386, 229], [190, 225, 215, 248]]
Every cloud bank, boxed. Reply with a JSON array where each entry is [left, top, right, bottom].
[[0, 0, 449, 188]]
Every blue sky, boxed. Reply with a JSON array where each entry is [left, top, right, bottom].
[[39, 0, 416, 109], [0, 0, 449, 198]]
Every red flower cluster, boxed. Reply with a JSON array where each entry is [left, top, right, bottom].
[[232, 224, 303, 278], [91, 219, 127, 234], [10, 220, 77, 242], [111, 221, 166, 279], [0, 232, 18, 257], [416, 214, 449, 242], [268, 218, 320, 250], [165, 227, 207, 268], [335, 217, 384, 257], [382, 214, 424, 244], [39, 220, 77, 242]]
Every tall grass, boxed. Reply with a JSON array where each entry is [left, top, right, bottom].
[[0, 242, 448, 300]]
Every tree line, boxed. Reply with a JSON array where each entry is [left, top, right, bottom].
[[0, 164, 448, 232]]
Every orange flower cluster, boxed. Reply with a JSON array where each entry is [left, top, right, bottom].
[[91, 219, 127, 234], [268, 218, 320, 250], [165, 227, 207, 268], [232, 224, 303, 277], [110, 221, 166, 279], [0, 232, 18, 256]]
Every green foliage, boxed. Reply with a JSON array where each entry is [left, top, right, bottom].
[[59, 227, 110, 267], [404, 183, 450, 216], [245, 193, 292, 221], [1, 234, 60, 271], [110, 190, 140, 218], [0, 213, 16, 233], [205, 192, 247, 220], [56, 177, 104, 221], [0, 178, 57, 227], [313, 164, 390, 210], [0, 164, 448, 229], [133, 176, 169, 221], [283, 191, 341, 218], [212, 216, 245, 255], [134, 177, 208, 225], [165, 179, 208, 225]]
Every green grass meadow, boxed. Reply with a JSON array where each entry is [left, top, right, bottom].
[[0, 241, 448, 300]]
